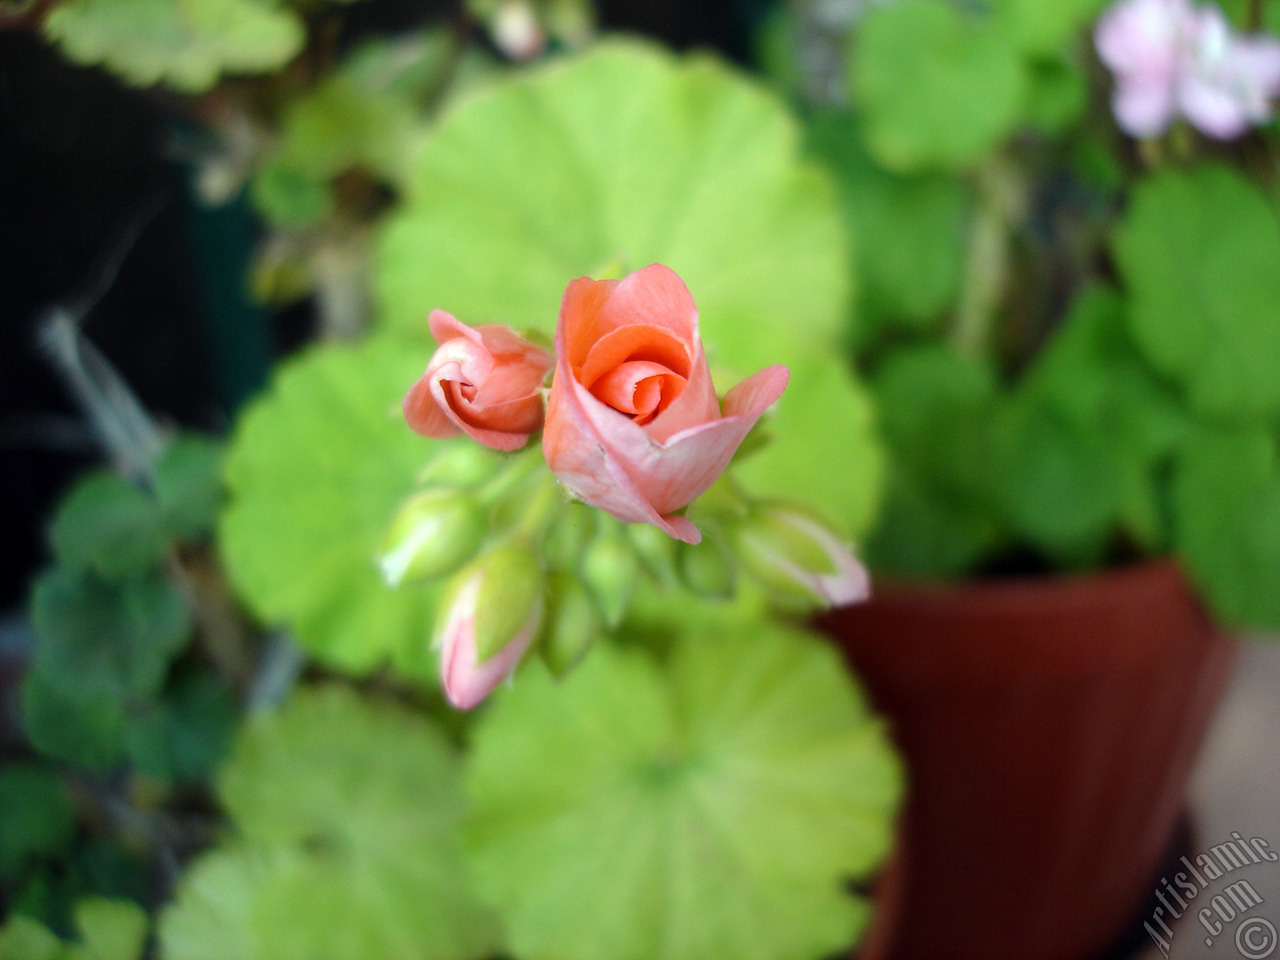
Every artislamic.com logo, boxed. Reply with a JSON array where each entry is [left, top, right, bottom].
[[1145, 831, 1278, 958]]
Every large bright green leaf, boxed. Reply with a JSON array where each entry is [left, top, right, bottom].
[[1173, 426, 1280, 630], [465, 623, 902, 960], [379, 41, 849, 372], [43, 0, 304, 93], [0, 899, 147, 960], [219, 334, 442, 673], [161, 686, 500, 960], [731, 355, 882, 537], [378, 41, 876, 534], [850, 0, 1026, 171], [1114, 164, 1280, 418], [158, 848, 271, 960]]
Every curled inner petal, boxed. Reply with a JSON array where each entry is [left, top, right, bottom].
[[577, 325, 691, 387], [589, 360, 687, 425]]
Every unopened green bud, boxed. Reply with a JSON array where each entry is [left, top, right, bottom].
[[733, 504, 869, 608], [677, 536, 736, 599], [581, 527, 639, 628], [471, 544, 544, 663], [626, 522, 679, 587], [381, 490, 487, 587], [541, 573, 599, 677], [418, 442, 501, 489]]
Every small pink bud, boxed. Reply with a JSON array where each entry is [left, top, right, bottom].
[[405, 311, 554, 453], [435, 545, 543, 710], [734, 505, 870, 608]]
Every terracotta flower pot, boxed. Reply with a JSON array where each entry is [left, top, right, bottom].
[[819, 560, 1237, 960]]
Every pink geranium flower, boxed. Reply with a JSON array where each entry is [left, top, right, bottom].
[[542, 265, 789, 545], [1095, 0, 1280, 138], [404, 312, 554, 452]]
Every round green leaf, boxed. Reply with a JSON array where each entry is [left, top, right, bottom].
[[988, 393, 1121, 564], [21, 672, 127, 770], [1173, 426, 1280, 630], [989, 0, 1107, 55], [0, 765, 75, 878], [159, 847, 272, 960], [1115, 164, 1280, 418], [377, 40, 850, 375], [124, 673, 237, 785], [43, 0, 304, 93], [219, 334, 442, 674], [0, 916, 62, 960], [850, 0, 1026, 171], [465, 623, 902, 960], [377, 41, 876, 534], [865, 345, 1005, 577], [806, 109, 969, 329], [74, 898, 149, 960], [154, 435, 226, 542], [49, 472, 167, 580], [732, 355, 883, 537], [865, 462, 1003, 578], [31, 568, 192, 702], [197, 685, 500, 960]]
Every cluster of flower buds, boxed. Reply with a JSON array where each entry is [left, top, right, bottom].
[[1096, 0, 1280, 139], [382, 265, 871, 709]]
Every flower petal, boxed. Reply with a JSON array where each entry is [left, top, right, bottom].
[[1113, 78, 1178, 136], [544, 363, 703, 543], [560, 277, 618, 371], [404, 374, 461, 439], [597, 264, 699, 344]]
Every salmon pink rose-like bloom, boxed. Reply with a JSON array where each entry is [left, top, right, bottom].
[[542, 264, 789, 545], [404, 311, 554, 452]]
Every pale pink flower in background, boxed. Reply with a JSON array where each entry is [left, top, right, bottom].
[[542, 265, 789, 546], [1179, 6, 1280, 138], [404, 311, 553, 452], [1095, 0, 1280, 138]]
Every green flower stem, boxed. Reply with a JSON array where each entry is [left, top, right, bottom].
[[953, 157, 1021, 359], [512, 471, 565, 543]]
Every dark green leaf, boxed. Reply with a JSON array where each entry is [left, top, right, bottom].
[[125, 673, 238, 784], [154, 435, 226, 542], [1173, 426, 1280, 630], [49, 472, 167, 580], [31, 568, 192, 702], [22, 671, 127, 770], [807, 109, 969, 328], [1115, 164, 1280, 417], [0, 764, 75, 877]]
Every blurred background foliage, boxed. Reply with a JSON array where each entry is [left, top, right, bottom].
[[4, 0, 1280, 956]]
